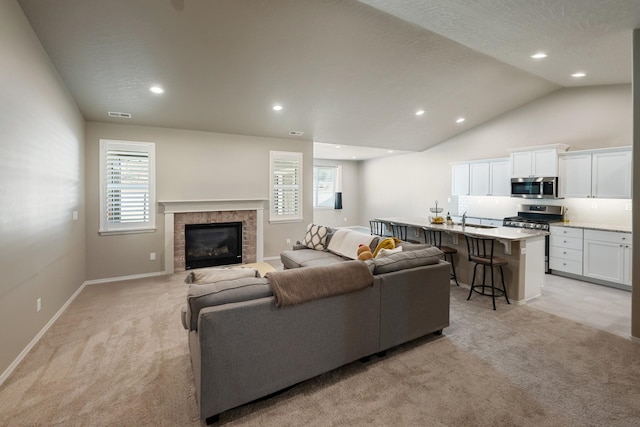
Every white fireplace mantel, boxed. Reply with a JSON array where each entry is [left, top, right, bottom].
[[158, 198, 269, 214], [159, 199, 268, 274]]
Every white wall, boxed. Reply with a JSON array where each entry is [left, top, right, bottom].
[[0, 0, 85, 379], [359, 85, 632, 227]]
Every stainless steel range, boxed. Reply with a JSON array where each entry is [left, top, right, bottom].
[[503, 204, 564, 272]]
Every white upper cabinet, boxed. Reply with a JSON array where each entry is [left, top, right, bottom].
[[510, 151, 532, 178], [489, 160, 510, 196], [453, 158, 510, 197], [508, 144, 569, 178], [558, 153, 592, 198], [559, 147, 631, 199], [469, 162, 490, 196], [451, 163, 470, 196], [591, 148, 632, 199]]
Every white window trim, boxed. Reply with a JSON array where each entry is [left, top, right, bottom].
[[99, 139, 156, 235], [269, 151, 303, 223]]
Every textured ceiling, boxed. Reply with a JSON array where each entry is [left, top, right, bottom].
[[16, 0, 640, 159]]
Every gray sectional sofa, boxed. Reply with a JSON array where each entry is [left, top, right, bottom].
[[184, 227, 451, 424]]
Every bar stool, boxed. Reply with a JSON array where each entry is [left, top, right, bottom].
[[390, 223, 408, 241], [422, 227, 459, 286], [464, 234, 510, 310], [369, 220, 385, 236]]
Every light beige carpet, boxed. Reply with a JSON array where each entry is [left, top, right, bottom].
[[1, 274, 639, 426]]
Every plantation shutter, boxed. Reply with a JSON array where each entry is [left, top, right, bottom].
[[100, 140, 156, 234], [270, 151, 303, 222]]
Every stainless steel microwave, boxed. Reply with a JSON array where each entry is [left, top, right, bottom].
[[510, 177, 558, 198]]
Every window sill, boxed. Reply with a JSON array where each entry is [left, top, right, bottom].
[[269, 219, 303, 225], [99, 227, 157, 236]]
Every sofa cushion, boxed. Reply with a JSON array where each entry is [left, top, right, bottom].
[[396, 242, 433, 251], [301, 223, 330, 250], [370, 246, 443, 274], [326, 229, 376, 260], [301, 257, 347, 268], [376, 246, 403, 258], [281, 248, 345, 269], [187, 277, 272, 331]]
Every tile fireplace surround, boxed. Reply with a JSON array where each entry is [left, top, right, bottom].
[[159, 199, 267, 274]]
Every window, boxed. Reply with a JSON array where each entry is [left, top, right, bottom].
[[313, 166, 337, 208], [99, 139, 156, 234], [270, 151, 303, 222]]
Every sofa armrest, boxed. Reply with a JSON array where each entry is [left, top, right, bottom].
[[378, 261, 450, 351]]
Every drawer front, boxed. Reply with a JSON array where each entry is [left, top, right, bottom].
[[549, 235, 583, 251], [549, 246, 582, 262], [549, 226, 583, 239], [583, 229, 631, 245], [550, 257, 583, 275]]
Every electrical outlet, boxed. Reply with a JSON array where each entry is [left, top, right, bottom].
[[591, 201, 598, 209], [344, 217, 348, 222], [72, 210, 78, 221], [37, 298, 42, 312], [625, 203, 632, 211], [286, 239, 291, 246], [520, 248, 526, 255], [149, 252, 156, 261]]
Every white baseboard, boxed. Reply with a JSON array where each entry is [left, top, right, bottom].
[[84, 271, 167, 285], [0, 281, 87, 387], [262, 256, 280, 262], [630, 335, 640, 344]]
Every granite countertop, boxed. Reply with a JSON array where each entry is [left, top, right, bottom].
[[549, 221, 632, 234], [376, 217, 548, 241]]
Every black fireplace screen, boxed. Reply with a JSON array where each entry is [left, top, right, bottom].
[[184, 222, 242, 269]]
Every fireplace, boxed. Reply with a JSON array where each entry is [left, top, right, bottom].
[[159, 199, 266, 274], [185, 222, 242, 269]]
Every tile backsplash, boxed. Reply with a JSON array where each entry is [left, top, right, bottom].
[[457, 195, 631, 227]]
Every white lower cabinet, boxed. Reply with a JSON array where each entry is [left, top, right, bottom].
[[549, 226, 583, 275], [583, 229, 632, 288]]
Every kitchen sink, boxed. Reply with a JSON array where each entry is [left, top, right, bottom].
[[454, 223, 498, 229]]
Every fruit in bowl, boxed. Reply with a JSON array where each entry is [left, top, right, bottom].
[[430, 216, 445, 224]]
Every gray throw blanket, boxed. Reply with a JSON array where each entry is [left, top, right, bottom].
[[266, 261, 374, 307]]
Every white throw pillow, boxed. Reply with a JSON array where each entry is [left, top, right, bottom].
[[301, 223, 329, 250], [376, 246, 403, 258]]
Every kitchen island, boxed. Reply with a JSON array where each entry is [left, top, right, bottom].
[[376, 217, 549, 303]]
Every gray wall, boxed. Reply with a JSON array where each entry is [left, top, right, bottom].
[[0, 0, 86, 377], [358, 84, 632, 225], [312, 159, 361, 229], [85, 122, 312, 280]]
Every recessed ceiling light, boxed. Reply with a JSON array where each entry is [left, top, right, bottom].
[[149, 85, 164, 94], [351, 156, 356, 159], [571, 72, 586, 78], [415, 110, 425, 116], [272, 104, 283, 111], [456, 117, 465, 123], [387, 150, 394, 153], [335, 145, 341, 149], [531, 52, 547, 59]]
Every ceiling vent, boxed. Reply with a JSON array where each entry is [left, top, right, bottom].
[[289, 130, 304, 136], [107, 111, 132, 119]]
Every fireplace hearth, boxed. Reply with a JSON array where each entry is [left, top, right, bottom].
[[185, 222, 242, 269]]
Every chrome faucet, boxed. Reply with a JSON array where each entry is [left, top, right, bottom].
[[462, 211, 468, 227]]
